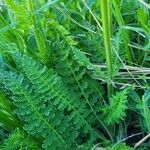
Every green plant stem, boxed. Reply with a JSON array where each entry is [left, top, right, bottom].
[[101, 0, 113, 97], [108, 0, 112, 35], [28, 0, 46, 61]]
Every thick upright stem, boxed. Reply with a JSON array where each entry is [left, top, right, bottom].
[[101, 0, 113, 97]]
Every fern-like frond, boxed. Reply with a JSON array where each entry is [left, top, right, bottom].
[[44, 20, 112, 140], [103, 88, 129, 125], [72, 47, 91, 68], [0, 53, 103, 149], [0, 70, 79, 149]]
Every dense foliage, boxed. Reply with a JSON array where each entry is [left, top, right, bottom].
[[0, 0, 150, 149]]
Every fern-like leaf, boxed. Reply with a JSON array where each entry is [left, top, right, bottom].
[[103, 88, 129, 125], [0, 70, 75, 149], [72, 47, 91, 68], [0, 53, 101, 149]]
